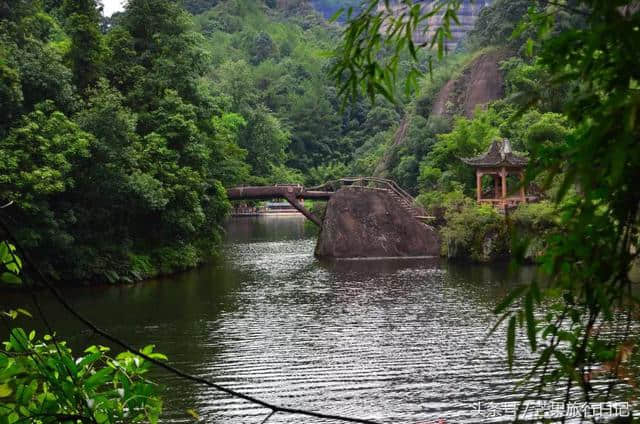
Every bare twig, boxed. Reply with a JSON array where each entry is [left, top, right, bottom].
[[260, 410, 278, 424]]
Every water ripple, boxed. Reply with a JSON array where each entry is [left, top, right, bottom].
[[161, 222, 539, 423]]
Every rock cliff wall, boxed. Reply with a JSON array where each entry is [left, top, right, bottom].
[[431, 48, 509, 118], [379, 0, 493, 51]]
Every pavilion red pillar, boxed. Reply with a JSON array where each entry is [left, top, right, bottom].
[[501, 167, 507, 207], [519, 172, 526, 203], [476, 169, 482, 203]]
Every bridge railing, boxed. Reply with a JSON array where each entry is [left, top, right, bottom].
[[309, 177, 426, 216]]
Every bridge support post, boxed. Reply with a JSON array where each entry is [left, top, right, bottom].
[[285, 195, 322, 227]]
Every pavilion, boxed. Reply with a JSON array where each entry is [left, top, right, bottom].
[[462, 139, 529, 209]]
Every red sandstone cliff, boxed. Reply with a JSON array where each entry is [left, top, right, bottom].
[[431, 49, 509, 118]]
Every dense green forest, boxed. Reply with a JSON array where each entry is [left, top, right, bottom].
[[0, 0, 574, 281], [0, 0, 614, 279], [0, 0, 401, 283]]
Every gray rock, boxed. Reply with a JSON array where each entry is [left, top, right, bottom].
[[315, 188, 440, 258]]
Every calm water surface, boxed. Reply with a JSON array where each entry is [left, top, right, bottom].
[[3, 216, 543, 423]]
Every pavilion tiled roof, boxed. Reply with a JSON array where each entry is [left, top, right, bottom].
[[461, 139, 528, 167]]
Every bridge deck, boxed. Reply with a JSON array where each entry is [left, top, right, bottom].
[[226, 178, 427, 228], [226, 185, 330, 226], [226, 186, 333, 201]]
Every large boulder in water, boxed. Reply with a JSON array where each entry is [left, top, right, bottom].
[[315, 187, 440, 258]]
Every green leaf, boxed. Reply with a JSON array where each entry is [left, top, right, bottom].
[[94, 410, 109, 423], [493, 285, 527, 314], [77, 351, 102, 371], [524, 291, 537, 352], [526, 38, 534, 56], [1, 272, 21, 285], [140, 345, 156, 355], [9, 328, 28, 352], [486, 312, 510, 338], [16, 309, 31, 318], [186, 409, 200, 420], [329, 7, 344, 23], [557, 330, 577, 345], [148, 352, 168, 361], [3, 310, 17, 320], [84, 367, 114, 390], [553, 350, 570, 369], [0, 242, 8, 262], [0, 383, 13, 398], [507, 316, 516, 371]]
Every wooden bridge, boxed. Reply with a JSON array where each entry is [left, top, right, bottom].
[[226, 184, 332, 226], [226, 178, 431, 227]]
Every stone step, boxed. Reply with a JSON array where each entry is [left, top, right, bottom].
[[385, 190, 426, 222]]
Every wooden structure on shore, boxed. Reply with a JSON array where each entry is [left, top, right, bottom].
[[462, 139, 529, 210], [227, 178, 440, 258]]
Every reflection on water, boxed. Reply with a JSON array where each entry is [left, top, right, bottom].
[[2, 216, 542, 423]]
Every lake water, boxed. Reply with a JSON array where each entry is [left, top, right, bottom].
[[3, 216, 546, 423]]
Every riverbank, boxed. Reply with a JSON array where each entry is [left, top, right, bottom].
[[417, 191, 558, 263], [5, 195, 555, 288]]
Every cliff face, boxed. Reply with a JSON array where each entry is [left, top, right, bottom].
[[310, 0, 361, 20], [379, 0, 493, 51], [431, 48, 508, 118], [374, 49, 508, 179], [315, 187, 440, 258]]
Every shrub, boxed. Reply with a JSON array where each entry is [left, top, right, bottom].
[[440, 197, 508, 262], [128, 252, 157, 281], [416, 186, 466, 224], [152, 244, 200, 275], [1, 241, 164, 424], [0, 331, 165, 424], [509, 201, 558, 261], [510, 201, 557, 232]]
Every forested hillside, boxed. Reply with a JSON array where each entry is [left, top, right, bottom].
[[0, 0, 402, 283], [1, 0, 240, 283], [331, 0, 585, 261], [192, 0, 394, 177], [0, 0, 579, 282]]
